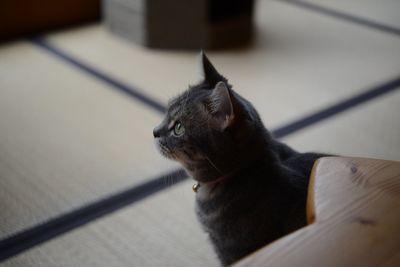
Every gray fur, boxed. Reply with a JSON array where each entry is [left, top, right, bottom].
[[153, 53, 328, 266]]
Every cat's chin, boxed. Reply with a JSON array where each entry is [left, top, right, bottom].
[[154, 139, 174, 160]]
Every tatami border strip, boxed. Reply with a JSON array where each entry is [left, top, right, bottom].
[[30, 37, 166, 113], [272, 77, 400, 138], [0, 169, 188, 261], [0, 35, 399, 261], [280, 0, 400, 37]]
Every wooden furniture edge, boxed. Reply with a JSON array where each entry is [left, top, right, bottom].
[[233, 156, 400, 267]]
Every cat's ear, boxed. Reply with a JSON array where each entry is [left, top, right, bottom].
[[209, 81, 234, 130], [199, 51, 224, 86]]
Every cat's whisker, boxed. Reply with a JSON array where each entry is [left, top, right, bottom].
[[165, 174, 169, 188], [204, 155, 223, 176], [163, 173, 171, 188], [152, 52, 327, 266], [170, 173, 174, 187]]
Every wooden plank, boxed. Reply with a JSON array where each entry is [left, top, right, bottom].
[[234, 157, 400, 267]]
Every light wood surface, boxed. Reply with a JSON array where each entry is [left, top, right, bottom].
[[234, 157, 400, 267]]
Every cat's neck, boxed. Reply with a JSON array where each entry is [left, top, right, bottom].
[[189, 149, 276, 195], [187, 161, 231, 184], [188, 129, 277, 183], [193, 169, 236, 192]]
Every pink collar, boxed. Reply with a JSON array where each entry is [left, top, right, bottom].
[[192, 172, 234, 193]]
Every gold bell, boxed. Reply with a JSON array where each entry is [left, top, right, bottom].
[[192, 183, 200, 193]]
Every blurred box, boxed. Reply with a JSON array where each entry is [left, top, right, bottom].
[[103, 0, 255, 49]]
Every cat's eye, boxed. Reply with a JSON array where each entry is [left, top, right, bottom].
[[173, 122, 185, 136]]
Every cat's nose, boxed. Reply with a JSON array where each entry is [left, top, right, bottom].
[[153, 127, 161, 138]]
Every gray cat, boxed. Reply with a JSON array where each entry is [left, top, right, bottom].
[[153, 52, 326, 266]]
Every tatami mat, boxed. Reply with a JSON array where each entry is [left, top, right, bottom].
[[1, 0, 399, 265], [305, 0, 400, 29], [0, 42, 178, 239], [43, 1, 400, 129], [283, 89, 400, 159], [3, 181, 219, 267]]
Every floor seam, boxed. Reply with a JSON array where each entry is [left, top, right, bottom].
[[1, 36, 398, 262], [279, 0, 400, 37]]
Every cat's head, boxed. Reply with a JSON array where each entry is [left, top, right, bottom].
[[153, 52, 267, 182]]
